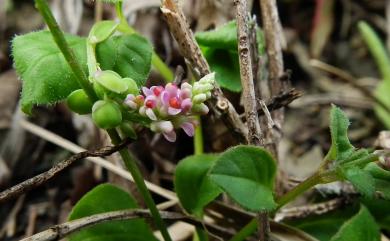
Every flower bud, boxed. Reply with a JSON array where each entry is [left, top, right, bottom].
[[199, 72, 215, 84], [193, 93, 207, 104], [94, 70, 128, 94], [123, 77, 139, 96], [92, 100, 122, 129], [66, 89, 93, 114]]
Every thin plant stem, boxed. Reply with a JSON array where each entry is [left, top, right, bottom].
[[34, 1, 173, 241], [194, 116, 204, 155], [107, 130, 173, 241], [275, 172, 322, 210], [35, 0, 98, 102]]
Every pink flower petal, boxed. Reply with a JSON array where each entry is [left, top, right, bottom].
[[180, 88, 192, 99], [165, 83, 178, 97], [163, 130, 177, 142], [181, 98, 192, 112], [181, 122, 195, 137], [145, 108, 157, 120], [142, 87, 153, 96], [161, 91, 170, 105], [168, 107, 181, 115]]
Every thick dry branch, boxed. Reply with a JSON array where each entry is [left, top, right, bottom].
[[160, 0, 248, 141], [235, 0, 263, 146], [21, 209, 233, 241], [234, 0, 269, 240], [0, 138, 132, 203]]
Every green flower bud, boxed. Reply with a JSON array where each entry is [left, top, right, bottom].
[[119, 122, 137, 139], [66, 89, 93, 114], [92, 100, 122, 129], [122, 77, 139, 95], [94, 70, 128, 94]]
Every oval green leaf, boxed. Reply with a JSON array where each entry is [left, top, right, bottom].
[[174, 154, 222, 217], [97, 34, 152, 87], [68, 183, 157, 241], [209, 145, 277, 211], [330, 205, 380, 241]]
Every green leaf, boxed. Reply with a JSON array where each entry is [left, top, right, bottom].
[[196, 21, 238, 50], [195, 21, 265, 92], [326, 105, 355, 161], [330, 205, 380, 241], [174, 154, 222, 217], [358, 21, 390, 129], [68, 183, 157, 241], [364, 162, 390, 200], [209, 145, 277, 211], [12, 31, 86, 114], [287, 206, 357, 241], [89, 20, 119, 44], [204, 48, 241, 92], [374, 81, 390, 129], [96, 34, 152, 87], [343, 167, 375, 198]]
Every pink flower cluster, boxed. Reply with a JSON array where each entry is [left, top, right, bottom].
[[124, 73, 215, 142]]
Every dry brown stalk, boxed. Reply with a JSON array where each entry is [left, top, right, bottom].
[[0, 139, 132, 203]]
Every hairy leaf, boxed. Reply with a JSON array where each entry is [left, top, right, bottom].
[[364, 162, 390, 200], [68, 183, 157, 241], [330, 205, 380, 241], [12, 31, 86, 114], [326, 105, 354, 161], [343, 167, 375, 198], [96, 34, 152, 87], [209, 145, 277, 211], [175, 154, 222, 217]]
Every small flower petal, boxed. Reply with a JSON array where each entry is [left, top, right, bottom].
[[142, 87, 153, 96], [145, 108, 157, 120], [181, 98, 192, 112], [163, 130, 177, 142], [181, 122, 195, 137], [168, 107, 181, 115]]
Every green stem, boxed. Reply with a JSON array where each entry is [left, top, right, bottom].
[[194, 227, 208, 241], [35, 1, 172, 241], [35, 0, 98, 102], [107, 130, 173, 241], [152, 53, 174, 82], [229, 219, 257, 241], [194, 116, 204, 155], [115, 2, 174, 83], [276, 172, 322, 210]]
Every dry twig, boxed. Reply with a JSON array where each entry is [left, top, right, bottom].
[[20, 209, 233, 241], [0, 138, 132, 203], [160, 0, 248, 141], [234, 0, 269, 239], [259, 0, 288, 157]]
